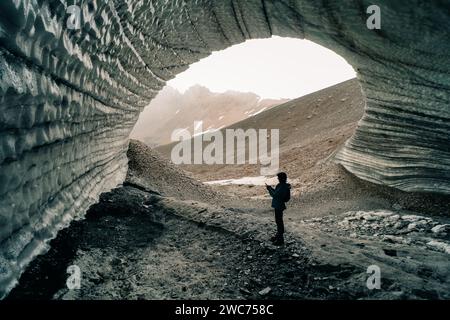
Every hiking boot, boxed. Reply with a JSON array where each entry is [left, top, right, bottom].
[[273, 237, 284, 246]]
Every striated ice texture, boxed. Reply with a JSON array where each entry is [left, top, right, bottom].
[[0, 0, 449, 297]]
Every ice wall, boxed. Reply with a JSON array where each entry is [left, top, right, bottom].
[[0, 0, 449, 297]]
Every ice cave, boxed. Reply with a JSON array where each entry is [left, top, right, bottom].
[[0, 0, 449, 298]]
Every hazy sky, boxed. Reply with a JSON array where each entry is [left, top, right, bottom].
[[167, 37, 356, 99]]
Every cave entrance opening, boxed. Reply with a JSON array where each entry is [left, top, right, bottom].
[[130, 36, 361, 194]]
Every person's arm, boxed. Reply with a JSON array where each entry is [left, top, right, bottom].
[[265, 183, 275, 197]]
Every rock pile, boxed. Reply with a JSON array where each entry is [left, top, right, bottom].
[[303, 210, 450, 255]]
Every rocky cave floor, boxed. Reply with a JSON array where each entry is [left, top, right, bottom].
[[6, 183, 450, 300]]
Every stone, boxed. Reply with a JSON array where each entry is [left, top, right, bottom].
[[385, 215, 400, 223], [258, 287, 272, 296], [431, 225, 450, 235], [426, 241, 450, 254], [381, 235, 404, 244], [401, 215, 429, 222], [407, 220, 431, 232], [111, 258, 123, 266], [393, 220, 409, 230]]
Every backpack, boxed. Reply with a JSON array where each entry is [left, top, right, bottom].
[[284, 185, 291, 202]]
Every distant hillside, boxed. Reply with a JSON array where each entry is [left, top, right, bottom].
[[156, 78, 365, 182], [130, 85, 288, 146]]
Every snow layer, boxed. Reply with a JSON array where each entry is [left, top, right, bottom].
[[205, 176, 298, 186], [205, 176, 280, 186], [0, 0, 449, 297]]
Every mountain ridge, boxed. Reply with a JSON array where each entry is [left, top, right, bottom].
[[131, 85, 289, 146]]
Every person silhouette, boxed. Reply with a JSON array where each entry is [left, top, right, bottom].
[[265, 172, 291, 245]]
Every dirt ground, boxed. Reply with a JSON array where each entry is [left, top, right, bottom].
[[8, 186, 315, 300]]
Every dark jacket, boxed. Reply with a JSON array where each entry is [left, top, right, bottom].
[[267, 183, 291, 210]]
